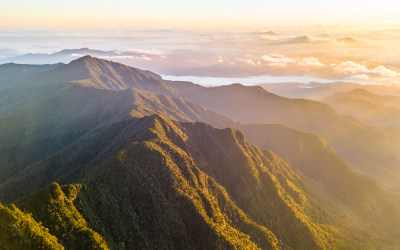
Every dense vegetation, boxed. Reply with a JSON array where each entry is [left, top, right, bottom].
[[0, 183, 108, 249], [1, 56, 400, 249], [0, 202, 63, 249]]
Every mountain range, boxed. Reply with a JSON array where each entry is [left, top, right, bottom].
[[1, 56, 400, 249], [261, 81, 400, 100], [324, 88, 400, 128]]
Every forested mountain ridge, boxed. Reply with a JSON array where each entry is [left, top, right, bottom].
[[0, 114, 362, 249], [1, 56, 400, 249]]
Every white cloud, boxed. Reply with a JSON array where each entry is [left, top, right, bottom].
[[127, 48, 163, 55], [245, 59, 260, 66], [262, 54, 296, 67], [298, 57, 324, 67], [334, 61, 399, 78], [140, 55, 152, 60], [371, 65, 398, 77], [261, 54, 324, 67], [100, 55, 152, 60], [236, 58, 261, 66]]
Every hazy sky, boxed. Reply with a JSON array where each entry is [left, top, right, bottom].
[[2, 0, 400, 86], [1, 0, 400, 29]]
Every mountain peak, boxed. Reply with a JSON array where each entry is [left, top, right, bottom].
[[27, 55, 176, 94], [337, 37, 357, 43], [265, 30, 279, 36], [66, 55, 98, 68], [70, 54, 95, 64], [255, 31, 279, 36]]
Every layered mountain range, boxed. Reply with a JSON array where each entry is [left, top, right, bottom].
[[1, 56, 400, 249]]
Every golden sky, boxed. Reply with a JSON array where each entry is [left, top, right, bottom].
[[1, 0, 400, 29], [2, 0, 400, 86]]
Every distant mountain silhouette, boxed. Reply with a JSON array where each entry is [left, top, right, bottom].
[[336, 37, 357, 43], [0, 48, 129, 65], [325, 88, 400, 128], [260, 81, 400, 100], [290, 36, 310, 43], [255, 31, 279, 36]]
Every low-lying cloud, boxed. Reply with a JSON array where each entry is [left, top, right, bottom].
[[261, 55, 324, 68], [334, 61, 399, 78], [2, 28, 400, 85]]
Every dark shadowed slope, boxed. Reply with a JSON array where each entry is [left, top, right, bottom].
[[0, 62, 60, 91], [0, 56, 179, 117], [0, 83, 237, 184]]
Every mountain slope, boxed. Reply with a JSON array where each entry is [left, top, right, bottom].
[[324, 89, 400, 128], [0, 82, 237, 184], [78, 115, 284, 249], [4, 56, 400, 188], [260, 81, 400, 100], [27, 55, 176, 94], [3, 111, 400, 248], [178, 83, 400, 189], [0, 114, 355, 249], [327, 88, 400, 108], [0, 56, 179, 117], [0, 202, 64, 249], [327, 97, 400, 128], [239, 124, 400, 218], [236, 123, 400, 247], [2, 56, 400, 248], [18, 183, 109, 249], [0, 63, 60, 91], [0, 183, 108, 250]]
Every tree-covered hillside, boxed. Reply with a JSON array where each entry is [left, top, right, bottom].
[[1, 56, 400, 249], [0, 183, 108, 249]]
